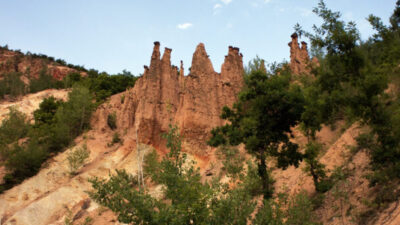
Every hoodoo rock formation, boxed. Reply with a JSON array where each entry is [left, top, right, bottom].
[[288, 33, 317, 75], [93, 42, 244, 153], [0, 47, 85, 82]]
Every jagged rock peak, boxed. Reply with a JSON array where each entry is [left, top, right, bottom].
[[288, 33, 310, 75], [151, 41, 161, 60], [190, 43, 215, 76], [161, 47, 172, 66], [148, 41, 161, 76], [301, 41, 307, 49], [221, 45, 243, 79]]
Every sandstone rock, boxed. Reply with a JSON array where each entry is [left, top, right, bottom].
[[0, 48, 85, 82], [288, 33, 314, 75], [92, 42, 244, 154]]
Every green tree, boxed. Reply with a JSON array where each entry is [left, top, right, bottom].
[[296, 0, 400, 187], [89, 124, 259, 224], [55, 85, 93, 139], [208, 69, 305, 199], [89, 124, 318, 224], [0, 72, 26, 99], [29, 68, 62, 93], [0, 108, 30, 149], [33, 96, 63, 126], [3, 139, 48, 185]]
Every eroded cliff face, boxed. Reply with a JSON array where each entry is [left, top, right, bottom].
[[93, 42, 244, 153], [0, 48, 85, 82], [288, 33, 318, 75]]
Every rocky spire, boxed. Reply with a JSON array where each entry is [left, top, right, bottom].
[[161, 47, 172, 66], [148, 41, 161, 77], [190, 43, 215, 76], [288, 33, 310, 75], [221, 46, 243, 80], [300, 41, 310, 60], [180, 60, 184, 77]]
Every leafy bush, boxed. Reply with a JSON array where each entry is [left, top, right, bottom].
[[63, 72, 82, 88], [216, 145, 244, 179], [111, 132, 122, 145], [67, 144, 90, 175], [0, 108, 29, 148], [253, 192, 319, 225], [2, 139, 48, 189], [29, 69, 63, 93], [107, 112, 117, 130], [0, 72, 26, 99]]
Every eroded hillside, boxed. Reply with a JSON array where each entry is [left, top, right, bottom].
[[1, 35, 400, 225], [0, 47, 85, 82]]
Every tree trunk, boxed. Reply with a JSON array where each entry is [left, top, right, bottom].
[[258, 150, 272, 199], [310, 162, 319, 191]]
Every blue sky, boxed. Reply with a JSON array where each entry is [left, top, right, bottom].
[[0, 0, 396, 75]]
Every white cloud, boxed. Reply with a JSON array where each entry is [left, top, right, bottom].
[[221, 0, 232, 5], [214, 3, 222, 9], [264, 0, 271, 3], [177, 23, 193, 30], [226, 23, 233, 29]]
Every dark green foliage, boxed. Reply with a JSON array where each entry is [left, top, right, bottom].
[[1, 86, 94, 192], [294, 1, 400, 200], [33, 96, 63, 126], [3, 140, 48, 185], [111, 132, 122, 145], [29, 69, 63, 93], [253, 192, 319, 225], [208, 69, 305, 199], [62, 69, 138, 102], [285, 192, 319, 225], [55, 85, 93, 139], [87, 70, 138, 102], [303, 142, 330, 192], [63, 72, 82, 88], [0, 72, 26, 99], [216, 146, 244, 179], [107, 112, 117, 130], [0, 108, 29, 148]]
